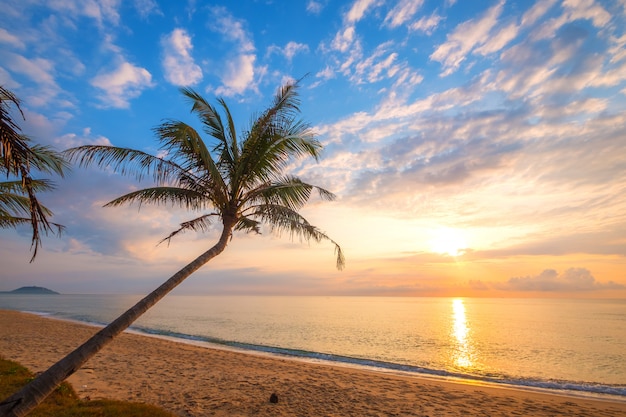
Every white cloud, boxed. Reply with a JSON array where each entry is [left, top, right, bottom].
[[208, 7, 259, 96], [384, 0, 424, 28], [268, 41, 309, 62], [496, 268, 625, 292], [531, 0, 611, 40], [4, 52, 56, 86], [161, 28, 202, 86], [474, 22, 519, 56], [133, 0, 162, 18], [55, 127, 112, 148], [306, 0, 326, 14], [521, 0, 558, 27], [331, 25, 356, 53], [0, 28, 25, 49], [353, 44, 400, 83], [563, 0, 611, 27], [430, 1, 505, 76], [409, 13, 443, 35], [46, 0, 122, 28], [215, 54, 256, 96], [346, 0, 381, 23], [90, 61, 153, 108], [209, 6, 255, 53]]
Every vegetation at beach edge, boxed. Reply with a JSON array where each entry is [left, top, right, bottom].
[[0, 357, 175, 417]]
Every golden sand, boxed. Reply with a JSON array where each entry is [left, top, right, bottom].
[[1, 310, 625, 416]]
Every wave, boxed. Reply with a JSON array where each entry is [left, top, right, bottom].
[[130, 324, 626, 401]]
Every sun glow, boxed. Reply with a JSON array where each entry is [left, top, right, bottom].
[[429, 228, 468, 257]]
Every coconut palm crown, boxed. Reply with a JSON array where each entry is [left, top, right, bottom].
[[0, 86, 67, 261], [0, 82, 343, 417], [67, 82, 344, 267]]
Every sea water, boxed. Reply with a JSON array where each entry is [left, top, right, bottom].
[[0, 295, 624, 400]]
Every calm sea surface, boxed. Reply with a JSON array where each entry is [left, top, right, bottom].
[[1, 295, 625, 399]]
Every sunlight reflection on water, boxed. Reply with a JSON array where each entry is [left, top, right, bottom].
[[452, 298, 473, 369]]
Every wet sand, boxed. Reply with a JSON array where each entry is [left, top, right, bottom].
[[1, 310, 625, 416]]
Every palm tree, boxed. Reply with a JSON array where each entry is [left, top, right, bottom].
[[0, 82, 343, 416], [0, 86, 67, 261]]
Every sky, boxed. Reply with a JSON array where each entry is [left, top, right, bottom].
[[1, 0, 625, 297]]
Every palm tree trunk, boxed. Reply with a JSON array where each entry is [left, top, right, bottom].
[[0, 221, 234, 417]]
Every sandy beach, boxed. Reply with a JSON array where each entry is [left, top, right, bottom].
[[1, 310, 625, 417]]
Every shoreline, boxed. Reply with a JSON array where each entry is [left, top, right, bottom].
[[2, 309, 626, 416], [39, 310, 626, 402]]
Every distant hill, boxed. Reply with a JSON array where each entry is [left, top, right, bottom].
[[1, 286, 60, 295]]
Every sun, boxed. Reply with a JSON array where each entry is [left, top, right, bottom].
[[429, 228, 468, 257]]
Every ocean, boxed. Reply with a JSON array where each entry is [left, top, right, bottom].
[[1, 295, 624, 401]]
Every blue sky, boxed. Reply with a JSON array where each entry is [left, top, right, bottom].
[[1, 0, 625, 297]]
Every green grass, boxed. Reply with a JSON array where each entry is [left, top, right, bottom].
[[0, 357, 175, 417]]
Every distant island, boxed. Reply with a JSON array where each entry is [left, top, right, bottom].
[[0, 286, 59, 295]]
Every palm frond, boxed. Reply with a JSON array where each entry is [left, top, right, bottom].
[[153, 120, 229, 208], [0, 86, 31, 175], [0, 178, 56, 194], [235, 216, 261, 234], [104, 187, 208, 210], [243, 176, 336, 212], [64, 145, 182, 185], [249, 203, 344, 270], [158, 213, 218, 245], [0, 191, 34, 218], [28, 144, 69, 177]]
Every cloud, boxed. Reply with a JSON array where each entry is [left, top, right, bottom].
[[45, 0, 122, 28], [306, 0, 327, 15], [133, 0, 162, 18], [346, 0, 381, 23], [495, 268, 625, 292], [3, 52, 56, 86], [214, 54, 256, 96], [207, 7, 259, 96], [55, 127, 112, 148], [531, 0, 611, 41], [1, 52, 64, 107], [161, 28, 202, 86], [315, 66, 335, 81], [521, 0, 558, 27], [383, 0, 425, 28], [209, 6, 254, 52], [90, 61, 153, 108], [352, 43, 400, 83], [268, 41, 309, 62], [331, 25, 357, 53], [474, 22, 519, 56], [430, 1, 506, 76], [409, 13, 443, 35], [0, 27, 25, 49]]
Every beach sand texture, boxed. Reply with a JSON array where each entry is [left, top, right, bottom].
[[1, 310, 625, 417]]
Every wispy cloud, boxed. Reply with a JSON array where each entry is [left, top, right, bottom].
[[346, 0, 381, 23], [208, 7, 259, 96], [90, 61, 153, 108], [267, 41, 309, 62], [45, 0, 122, 28], [495, 268, 625, 292], [383, 0, 424, 28], [161, 28, 202, 86], [306, 0, 327, 15], [0, 27, 25, 49], [430, 1, 506, 76], [133, 0, 162, 19], [409, 12, 443, 35]]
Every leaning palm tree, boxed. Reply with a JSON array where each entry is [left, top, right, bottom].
[[0, 86, 67, 261], [0, 81, 343, 416]]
